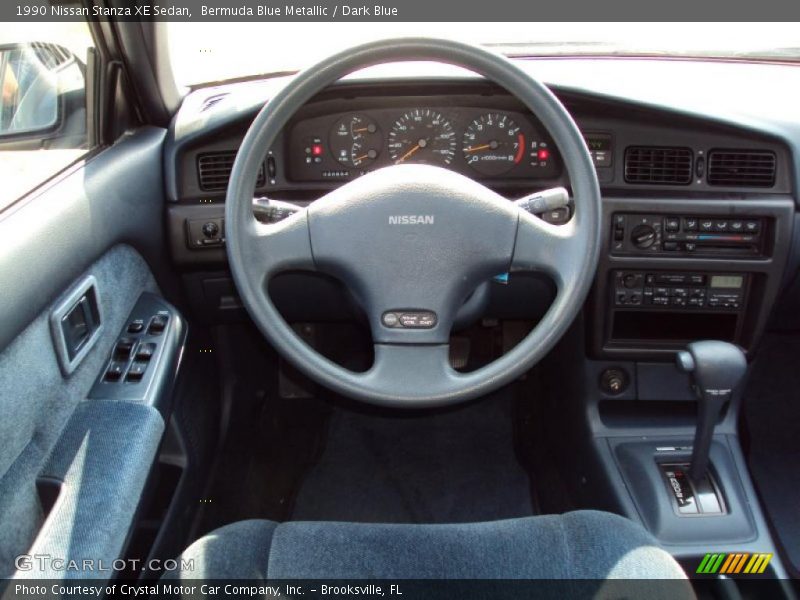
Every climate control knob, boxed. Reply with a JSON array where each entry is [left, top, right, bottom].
[[630, 224, 657, 249]]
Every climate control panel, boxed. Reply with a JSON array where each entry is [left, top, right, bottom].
[[613, 270, 748, 311], [611, 213, 766, 257]]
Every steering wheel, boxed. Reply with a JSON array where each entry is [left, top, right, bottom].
[[226, 38, 601, 408]]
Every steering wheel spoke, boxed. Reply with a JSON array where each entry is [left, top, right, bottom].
[[511, 210, 584, 290], [356, 343, 457, 406], [238, 210, 315, 287]]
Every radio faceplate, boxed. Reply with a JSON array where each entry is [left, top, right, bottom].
[[611, 213, 766, 257], [613, 270, 748, 312]]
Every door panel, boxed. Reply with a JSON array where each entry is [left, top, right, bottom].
[[0, 127, 175, 577], [0, 245, 160, 576], [0, 127, 170, 352]]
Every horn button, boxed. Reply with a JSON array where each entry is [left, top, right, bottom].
[[307, 165, 518, 344]]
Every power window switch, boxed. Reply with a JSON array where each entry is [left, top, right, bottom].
[[114, 338, 136, 359], [135, 342, 156, 362], [127, 319, 144, 333], [148, 314, 169, 335], [105, 361, 125, 382], [126, 361, 148, 382]]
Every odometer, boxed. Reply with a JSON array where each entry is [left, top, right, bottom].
[[388, 109, 456, 166], [462, 113, 525, 176]]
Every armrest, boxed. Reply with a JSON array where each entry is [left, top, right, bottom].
[[14, 400, 163, 580]]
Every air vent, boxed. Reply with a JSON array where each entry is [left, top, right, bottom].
[[30, 42, 71, 70], [624, 146, 693, 185], [201, 93, 228, 112], [707, 150, 776, 187], [197, 152, 265, 192]]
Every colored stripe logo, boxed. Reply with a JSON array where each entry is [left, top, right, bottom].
[[696, 553, 772, 574]]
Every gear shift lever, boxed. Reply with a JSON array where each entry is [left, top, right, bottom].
[[676, 341, 747, 482]]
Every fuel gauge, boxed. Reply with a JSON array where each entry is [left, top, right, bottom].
[[329, 114, 382, 169]]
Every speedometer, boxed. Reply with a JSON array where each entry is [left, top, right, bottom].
[[388, 109, 456, 166], [462, 113, 525, 176]]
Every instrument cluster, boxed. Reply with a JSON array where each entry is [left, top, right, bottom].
[[286, 107, 560, 183]]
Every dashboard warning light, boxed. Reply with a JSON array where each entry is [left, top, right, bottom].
[[537, 149, 550, 161], [312, 144, 323, 156]]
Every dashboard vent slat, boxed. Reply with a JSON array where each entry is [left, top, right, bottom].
[[197, 151, 265, 192], [707, 149, 776, 187], [201, 93, 229, 112], [624, 146, 693, 185]]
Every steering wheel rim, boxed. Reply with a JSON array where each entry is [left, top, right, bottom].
[[225, 37, 601, 408]]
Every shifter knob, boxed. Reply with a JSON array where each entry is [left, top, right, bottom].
[[676, 341, 747, 482]]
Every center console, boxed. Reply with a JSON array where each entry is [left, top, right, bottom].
[[576, 195, 797, 582], [591, 197, 795, 359]]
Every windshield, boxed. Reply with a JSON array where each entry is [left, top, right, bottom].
[[168, 22, 800, 87]]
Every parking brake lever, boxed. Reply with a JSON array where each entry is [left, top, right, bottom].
[[676, 341, 747, 482]]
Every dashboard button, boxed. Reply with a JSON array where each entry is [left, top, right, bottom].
[[398, 312, 437, 328], [683, 218, 698, 231]]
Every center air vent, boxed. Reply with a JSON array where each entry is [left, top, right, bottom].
[[197, 152, 266, 192], [624, 146, 693, 185], [707, 150, 776, 187]]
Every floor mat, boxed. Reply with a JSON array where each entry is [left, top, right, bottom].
[[190, 326, 332, 539], [291, 390, 534, 524], [744, 333, 800, 574]]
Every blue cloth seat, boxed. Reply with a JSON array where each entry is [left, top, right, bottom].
[[169, 511, 690, 585]]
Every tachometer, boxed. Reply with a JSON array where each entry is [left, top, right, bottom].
[[329, 114, 382, 168], [388, 109, 456, 166], [462, 113, 525, 176]]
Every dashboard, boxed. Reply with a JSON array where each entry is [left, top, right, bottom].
[[165, 63, 799, 362]]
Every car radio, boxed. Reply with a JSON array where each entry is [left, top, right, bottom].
[[611, 213, 766, 257], [613, 270, 748, 311]]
